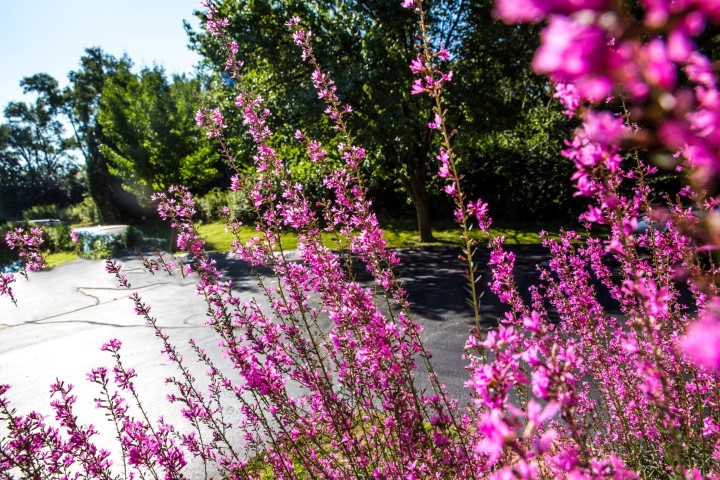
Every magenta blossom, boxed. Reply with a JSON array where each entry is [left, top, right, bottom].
[[533, 16, 611, 101], [494, 0, 609, 24], [683, 314, 720, 372]]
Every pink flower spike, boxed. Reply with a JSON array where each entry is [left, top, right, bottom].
[[0, 273, 16, 305], [401, 0, 415, 8]]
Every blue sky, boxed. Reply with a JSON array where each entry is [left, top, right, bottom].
[[0, 0, 202, 115]]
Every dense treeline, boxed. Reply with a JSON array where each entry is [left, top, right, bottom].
[[188, 0, 580, 233], [0, 0, 582, 231]]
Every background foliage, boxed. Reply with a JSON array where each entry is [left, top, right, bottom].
[[1, 1, 587, 231]]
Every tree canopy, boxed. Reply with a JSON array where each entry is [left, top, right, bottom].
[[0, 3, 582, 227], [187, 0, 577, 235], [188, 0, 476, 240], [63, 48, 145, 223], [98, 66, 219, 205], [0, 74, 83, 219]]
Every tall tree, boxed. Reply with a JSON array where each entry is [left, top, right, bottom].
[[188, 1, 582, 229], [64, 48, 144, 223], [97, 67, 218, 204], [447, 0, 576, 223], [188, 0, 468, 241], [0, 74, 83, 218]]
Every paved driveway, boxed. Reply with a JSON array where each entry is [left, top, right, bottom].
[[0, 245, 547, 475]]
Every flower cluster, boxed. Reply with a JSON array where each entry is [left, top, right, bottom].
[[493, 0, 720, 381], [406, 0, 491, 331], [5, 227, 45, 278]]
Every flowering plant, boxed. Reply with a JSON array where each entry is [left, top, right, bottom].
[[1, 0, 720, 478]]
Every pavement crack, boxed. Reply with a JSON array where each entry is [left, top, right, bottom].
[[16, 300, 123, 325], [8, 284, 169, 326], [32, 319, 202, 329], [77, 287, 102, 305]]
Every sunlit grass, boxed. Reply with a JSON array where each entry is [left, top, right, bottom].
[[382, 224, 562, 247], [31, 218, 568, 271], [44, 251, 78, 268], [195, 219, 566, 253], [197, 223, 302, 251]]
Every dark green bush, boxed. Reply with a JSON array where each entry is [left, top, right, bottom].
[[66, 197, 101, 225], [40, 224, 74, 253], [194, 188, 254, 224], [22, 204, 68, 222]]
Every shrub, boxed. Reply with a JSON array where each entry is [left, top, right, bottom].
[[20, 197, 101, 226], [21, 203, 67, 223], [194, 187, 254, 224], [39, 224, 74, 253], [66, 196, 101, 225]]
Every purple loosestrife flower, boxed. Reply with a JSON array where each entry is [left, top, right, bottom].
[[49, 380, 114, 478], [494, 0, 610, 23], [683, 310, 720, 372], [6, 0, 719, 477], [533, 16, 611, 101], [195, 108, 205, 127], [0, 273, 17, 305], [5, 226, 45, 278], [428, 112, 442, 130], [553, 82, 581, 117]]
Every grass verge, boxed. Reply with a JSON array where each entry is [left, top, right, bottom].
[[197, 219, 568, 252], [44, 251, 78, 268], [29, 218, 572, 270]]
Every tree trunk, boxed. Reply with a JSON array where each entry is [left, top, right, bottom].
[[405, 169, 435, 243], [390, 141, 436, 243], [414, 191, 435, 243], [87, 154, 146, 224]]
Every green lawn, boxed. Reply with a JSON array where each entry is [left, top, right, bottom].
[[197, 220, 564, 252], [29, 219, 567, 270], [44, 251, 79, 268]]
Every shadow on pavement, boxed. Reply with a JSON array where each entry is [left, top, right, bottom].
[[392, 245, 550, 326]]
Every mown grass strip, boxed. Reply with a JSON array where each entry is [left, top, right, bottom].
[[29, 219, 572, 269]]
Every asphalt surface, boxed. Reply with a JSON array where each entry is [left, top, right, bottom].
[[0, 245, 548, 475]]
